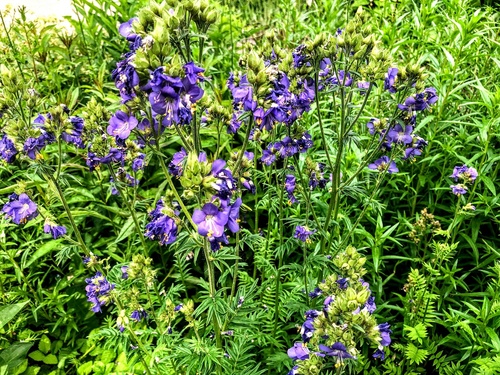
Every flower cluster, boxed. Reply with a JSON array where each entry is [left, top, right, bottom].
[[2, 193, 38, 225], [193, 197, 242, 251], [85, 272, 115, 313], [286, 246, 391, 374], [294, 225, 316, 243], [145, 199, 178, 246], [449, 164, 477, 196], [260, 133, 313, 166]]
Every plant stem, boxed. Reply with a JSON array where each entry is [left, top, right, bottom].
[[47, 173, 90, 256], [202, 239, 223, 375], [107, 165, 148, 256], [271, 168, 286, 338]]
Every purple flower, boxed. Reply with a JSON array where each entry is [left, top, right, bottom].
[[132, 153, 146, 171], [404, 147, 422, 160], [287, 366, 299, 375], [2, 193, 38, 224], [62, 116, 85, 147], [287, 342, 310, 361], [294, 226, 315, 242], [0, 134, 18, 163], [331, 70, 353, 86], [358, 81, 370, 94], [300, 310, 319, 342], [174, 303, 183, 312], [131, 309, 147, 322], [388, 124, 413, 145], [398, 87, 438, 111], [192, 203, 229, 239], [112, 56, 140, 103], [43, 222, 67, 239], [183, 62, 205, 84], [368, 156, 398, 174], [373, 349, 386, 360], [107, 111, 138, 139], [168, 148, 188, 176], [119, 17, 138, 42], [260, 142, 282, 166], [100, 148, 124, 165], [364, 296, 376, 313], [229, 74, 256, 111], [23, 137, 45, 160], [226, 198, 242, 233], [450, 165, 478, 183], [285, 175, 298, 204], [121, 266, 129, 279], [384, 68, 398, 93], [145, 201, 178, 246], [85, 272, 115, 313], [450, 184, 467, 195], [210, 160, 237, 200], [366, 118, 381, 136], [336, 277, 349, 290], [378, 323, 392, 346], [318, 343, 354, 359], [308, 287, 322, 299]]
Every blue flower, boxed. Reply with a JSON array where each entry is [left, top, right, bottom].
[[384, 68, 398, 93], [368, 156, 398, 174], [378, 323, 392, 347], [294, 226, 315, 242], [373, 349, 386, 360], [85, 272, 114, 313], [44, 222, 67, 239], [145, 201, 178, 246], [287, 342, 310, 361], [318, 342, 354, 359], [192, 203, 229, 239], [398, 88, 438, 111], [0, 134, 18, 163], [131, 309, 148, 322], [336, 277, 349, 290], [2, 193, 38, 224]]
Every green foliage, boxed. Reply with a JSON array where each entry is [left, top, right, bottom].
[[0, 0, 499, 374]]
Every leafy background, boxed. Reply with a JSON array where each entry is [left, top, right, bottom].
[[0, 0, 499, 374]]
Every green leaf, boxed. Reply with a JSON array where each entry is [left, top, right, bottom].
[[114, 217, 136, 243], [77, 361, 93, 375], [38, 335, 51, 355], [0, 301, 29, 330], [28, 351, 45, 362], [405, 343, 428, 365], [115, 352, 128, 371], [24, 241, 62, 268], [22, 366, 40, 375], [0, 342, 33, 368], [42, 354, 58, 365], [99, 350, 115, 364], [404, 323, 428, 344], [481, 175, 496, 196]]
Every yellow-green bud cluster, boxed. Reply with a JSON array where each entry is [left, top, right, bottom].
[[128, 254, 157, 286], [332, 245, 367, 281]]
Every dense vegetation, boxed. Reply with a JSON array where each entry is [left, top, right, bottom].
[[0, 0, 499, 374]]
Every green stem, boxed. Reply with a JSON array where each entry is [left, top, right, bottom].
[[202, 240, 222, 375], [47, 173, 90, 256], [230, 232, 240, 300], [0, 11, 26, 82], [234, 118, 253, 173], [108, 165, 148, 256], [271, 167, 286, 337], [336, 161, 390, 253]]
